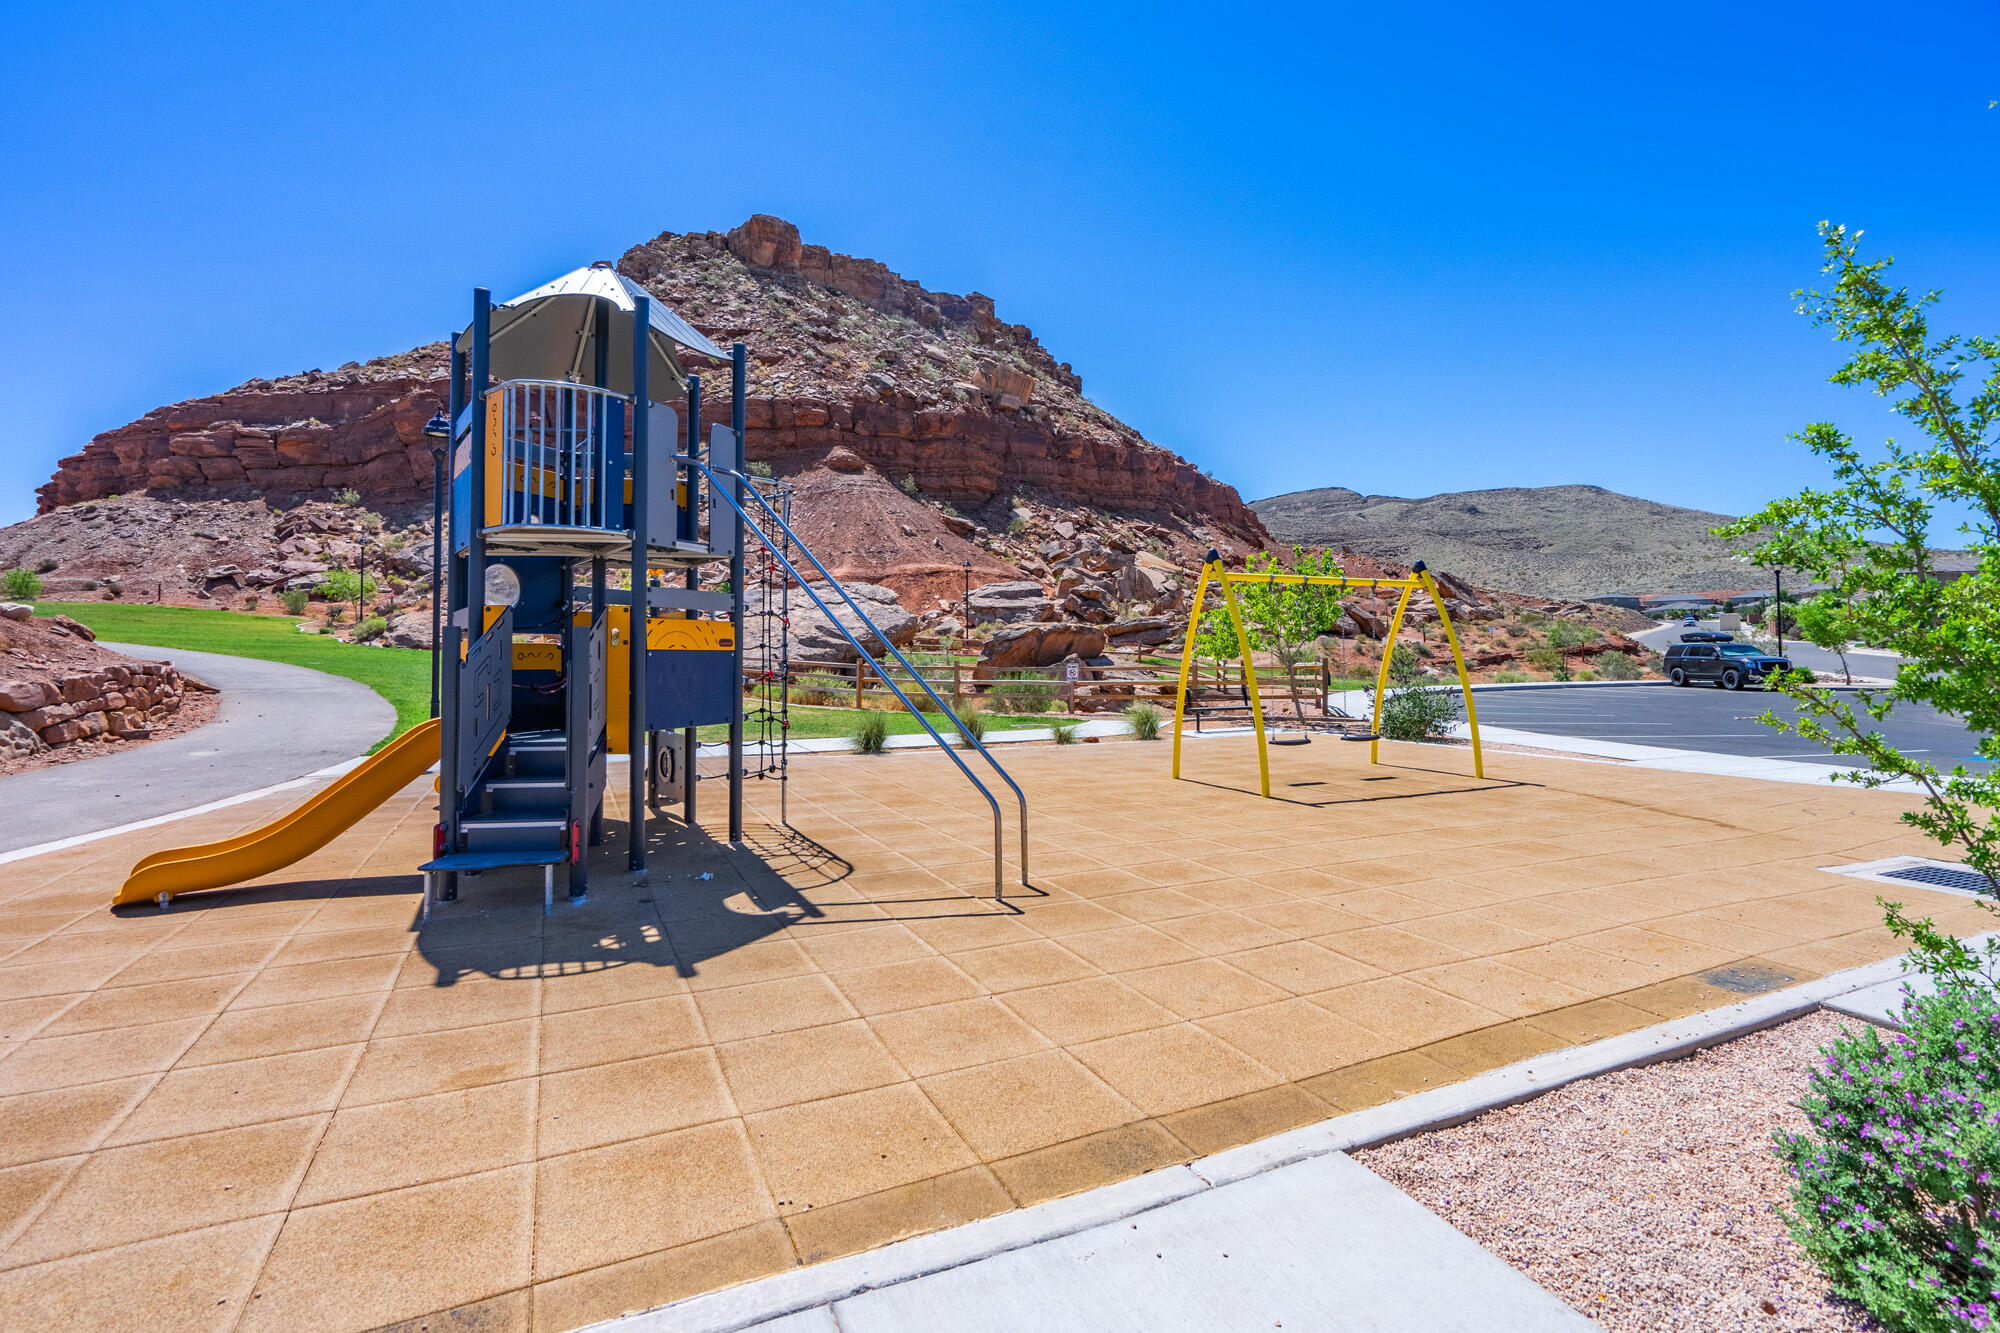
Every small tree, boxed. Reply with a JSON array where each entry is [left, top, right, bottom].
[[1792, 593, 1854, 683], [1716, 222, 2000, 955], [2, 568, 42, 600], [1236, 547, 1350, 716]]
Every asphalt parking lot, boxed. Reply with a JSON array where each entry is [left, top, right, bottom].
[[1472, 683, 1993, 771]]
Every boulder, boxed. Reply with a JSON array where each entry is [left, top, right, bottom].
[[966, 580, 1047, 626], [51, 615, 95, 642], [744, 581, 918, 664], [973, 623, 1107, 678], [381, 613, 435, 650], [0, 713, 45, 758], [0, 603, 31, 623], [0, 680, 48, 712], [1104, 617, 1179, 648]]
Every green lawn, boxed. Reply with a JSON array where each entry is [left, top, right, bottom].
[[39, 602, 431, 749], [698, 704, 1058, 744], [35, 602, 1064, 754]]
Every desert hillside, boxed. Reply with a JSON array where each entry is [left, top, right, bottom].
[[15, 215, 1272, 617], [1253, 484, 1769, 597]]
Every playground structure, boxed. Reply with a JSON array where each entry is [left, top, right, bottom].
[[1169, 553, 1485, 797], [117, 264, 1030, 909]]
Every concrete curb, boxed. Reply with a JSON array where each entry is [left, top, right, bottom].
[[590, 948, 1927, 1333]]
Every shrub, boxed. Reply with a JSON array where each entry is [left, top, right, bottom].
[[1124, 702, 1163, 740], [1504, 623, 1528, 639], [1524, 646, 1564, 677], [747, 461, 774, 478], [1494, 671, 1530, 684], [1387, 642, 1425, 682], [1775, 980, 2000, 1332], [242, 594, 262, 611], [334, 487, 361, 506], [789, 673, 850, 707], [1007, 516, 1029, 536], [2, 567, 42, 600], [1375, 683, 1459, 740], [1595, 650, 1641, 681], [993, 671, 1058, 714], [851, 711, 889, 754], [1052, 720, 1081, 745], [956, 706, 989, 746], [353, 616, 388, 642], [899, 473, 920, 498], [320, 569, 378, 602], [280, 588, 310, 616]]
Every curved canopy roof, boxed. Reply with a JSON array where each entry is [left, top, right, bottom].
[[455, 263, 724, 401]]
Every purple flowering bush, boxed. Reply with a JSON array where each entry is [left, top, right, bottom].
[[1775, 983, 2000, 1331]]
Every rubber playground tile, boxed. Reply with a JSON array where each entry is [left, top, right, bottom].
[[341, 1019, 535, 1107], [1227, 939, 1383, 994], [0, 957, 137, 1005], [296, 1079, 536, 1206], [0, 1016, 207, 1097], [920, 1051, 1139, 1159], [826, 957, 983, 1017], [1070, 1023, 1280, 1117], [744, 1083, 977, 1217], [0, 1214, 283, 1333], [1151, 910, 1292, 956], [950, 939, 1094, 992], [1159, 1083, 1335, 1157], [101, 936, 286, 989], [241, 1166, 534, 1332], [717, 1021, 904, 1116], [998, 975, 1175, 1046], [1319, 925, 1469, 975], [1400, 909, 1552, 955], [1421, 1020, 1572, 1077], [106, 1043, 361, 1146], [692, 973, 858, 1044], [367, 976, 533, 1039], [227, 952, 404, 1011], [7, 1115, 321, 1267], [178, 992, 386, 1068], [0, 930, 155, 973], [1500, 940, 1671, 995], [794, 923, 934, 973], [784, 1165, 1014, 1266], [526, 1221, 795, 1333], [899, 910, 1039, 954], [867, 997, 1052, 1078], [1302, 1049, 1461, 1112], [1403, 956, 1594, 1020], [1521, 996, 1662, 1045], [1118, 958, 1289, 1020], [0, 1077, 154, 1169], [538, 993, 706, 1073], [1196, 998, 1398, 1081], [1311, 975, 1507, 1047], [540, 1048, 736, 1156]]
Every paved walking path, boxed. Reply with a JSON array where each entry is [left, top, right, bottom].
[[0, 643, 393, 853], [692, 1153, 1596, 1332]]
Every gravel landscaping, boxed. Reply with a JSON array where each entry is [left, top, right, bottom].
[[1357, 1010, 1883, 1332]]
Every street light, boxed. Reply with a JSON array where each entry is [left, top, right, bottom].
[[962, 559, 972, 638], [422, 410, 451, 718]]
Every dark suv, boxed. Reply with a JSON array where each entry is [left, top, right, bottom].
[[1664, 641, 1792, 690]]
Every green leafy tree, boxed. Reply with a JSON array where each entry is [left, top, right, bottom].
[[1235, 547, 1350, 715], [1540, 618, 1589, 682], [1792, 593, 1855, 684], [1716, 223, 2000, 941]]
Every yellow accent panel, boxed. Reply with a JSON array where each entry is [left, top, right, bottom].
[[114, 718, 442, 907], [513, 642, 562, 672], [484, 394, 504, 526]]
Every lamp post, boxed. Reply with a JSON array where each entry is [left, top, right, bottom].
[[1774, 566, 1785, 658], [962, 559, 972, 637], [422, 411, 451, 718]]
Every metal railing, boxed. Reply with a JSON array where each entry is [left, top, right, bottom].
[[684, 454, 1032, 898], [492, 380, 624, 530]]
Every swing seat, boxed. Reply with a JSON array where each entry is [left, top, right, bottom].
[[1269, 731, 1311, 746]]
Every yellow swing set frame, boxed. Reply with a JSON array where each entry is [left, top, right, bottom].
[[1168, 558, 1485, 796]]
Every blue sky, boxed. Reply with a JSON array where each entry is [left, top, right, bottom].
[[3, 1, 1996, 531]]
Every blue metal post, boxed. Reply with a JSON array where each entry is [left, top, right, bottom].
[[727, 343, 747, 845], [628, 296, 650, 871]]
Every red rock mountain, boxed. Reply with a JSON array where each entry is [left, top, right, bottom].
[[32, 216, 1269, 603]]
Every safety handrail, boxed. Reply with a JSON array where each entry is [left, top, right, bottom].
[[686, 456, 1031, 890], [682, 456, 1021, 898]]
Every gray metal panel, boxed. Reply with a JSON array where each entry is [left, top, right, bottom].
[[569, 587, 733, 612], [706, 424, 740, 558], [457, 610, 513, 780], [647, 404, 679, 550]]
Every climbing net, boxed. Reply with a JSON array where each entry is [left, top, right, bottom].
[[742, 477, 795, 822]]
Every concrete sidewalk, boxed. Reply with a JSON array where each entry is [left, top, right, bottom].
[[711, 1153, 1595, 1332]]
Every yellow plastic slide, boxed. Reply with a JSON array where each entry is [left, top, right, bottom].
[[115, 718, 442, 907]]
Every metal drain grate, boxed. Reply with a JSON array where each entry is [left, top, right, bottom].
[[1883, 864, 1996, 893]]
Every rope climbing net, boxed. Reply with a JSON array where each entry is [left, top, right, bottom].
[[743, 476, 795, 822]]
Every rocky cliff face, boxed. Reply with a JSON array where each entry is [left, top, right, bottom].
[[37, 216, 1268, 549]]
